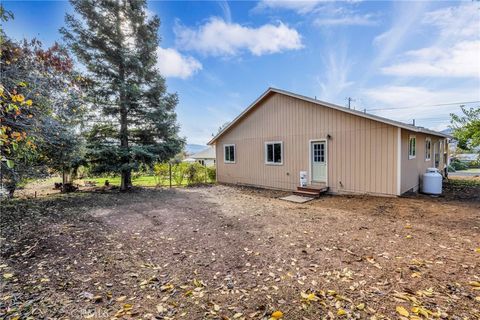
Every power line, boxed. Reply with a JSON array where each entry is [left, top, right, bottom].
[[366, 100, 480, 112]]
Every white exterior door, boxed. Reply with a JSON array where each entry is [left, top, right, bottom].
[[311, 141, 327, 182]]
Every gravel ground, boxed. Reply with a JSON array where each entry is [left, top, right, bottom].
[[1, 182, 479, 319]]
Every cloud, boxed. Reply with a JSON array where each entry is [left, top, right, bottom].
[[253, 0, 362, 14], [422, 3, 479, 39], [363, 85, 480, 122], [314, 13, 377, 26], [156, 47, 202, 79], [380, 3, 480, 79], [254, 0, 325, 14], [372, 2, 428, 65], [174, 17, 303, 56], [381, 41, 480, 78], [317, 44, 354, 103], [217, 0, 232, 23]]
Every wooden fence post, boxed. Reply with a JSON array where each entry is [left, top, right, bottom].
[[169, 162, 172, 188]]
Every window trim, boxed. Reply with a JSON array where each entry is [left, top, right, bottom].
[[408, 135, 416, 160], [223, 144, 236, 164], [425, 137, 432, 161], [264, 141, 283, 165]]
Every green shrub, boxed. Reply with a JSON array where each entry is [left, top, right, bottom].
[[451, 159, 468, 171], [154, 162, 170, 186], [467, 159, 480, 168], [206, 166, 216, 182], [173, 162, 188, 185], [185, 163, 205, 185], [447, 165, 456, 173]]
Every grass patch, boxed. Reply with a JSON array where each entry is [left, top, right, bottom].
[[447, 178, 480, 187], [75, 175, 214, 187]]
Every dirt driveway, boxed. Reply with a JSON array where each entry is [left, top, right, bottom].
[[1, 184, 479, 319]]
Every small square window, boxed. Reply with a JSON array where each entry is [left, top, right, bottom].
[[265, 142, 283, 165]]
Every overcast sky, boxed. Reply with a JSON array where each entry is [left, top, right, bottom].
[[4, 0, 480, 145]]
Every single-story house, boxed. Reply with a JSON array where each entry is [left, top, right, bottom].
[[190, 147, 216, 167], [208, 88, 450, 196], [455, 153, 479, 163]]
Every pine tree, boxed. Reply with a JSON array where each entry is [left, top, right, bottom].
[[61, 0, 184, 190]]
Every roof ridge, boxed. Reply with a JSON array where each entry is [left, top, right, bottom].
[[208, 87, 450, 145]]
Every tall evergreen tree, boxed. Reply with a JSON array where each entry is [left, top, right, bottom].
[[61, 0, 184, 190]]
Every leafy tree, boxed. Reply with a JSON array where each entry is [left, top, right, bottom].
[[1, 8, 85, 197], [450, 106, 480, 152], [61, 0, 184, 190]]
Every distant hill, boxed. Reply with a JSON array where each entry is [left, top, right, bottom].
[[441, 128, 452, 135], [185, 144, 207, 155]]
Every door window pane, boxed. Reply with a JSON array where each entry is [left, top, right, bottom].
[[313, 143, 325, 163]]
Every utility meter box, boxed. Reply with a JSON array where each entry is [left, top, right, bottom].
[[300, 171, 308, 187]]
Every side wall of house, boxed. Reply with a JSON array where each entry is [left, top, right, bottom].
[[400, 129, 448, 193], [215, 93, 400, 195]]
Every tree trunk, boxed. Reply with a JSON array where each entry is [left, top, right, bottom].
[[116, 2, 131, 191], [119, 95, 131, 191]]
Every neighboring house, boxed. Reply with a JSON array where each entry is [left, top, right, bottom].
[[208, 88, 450, 196], [190, 147, 216, 167], [455, 153, 479, 163], [182, 158, 196, 163]]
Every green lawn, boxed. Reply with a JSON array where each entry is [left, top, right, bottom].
[[456, 168, 480, 173], [75, 175, 214, 187]]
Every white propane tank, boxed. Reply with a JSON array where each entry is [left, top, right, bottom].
[[300, 171, 308, 187], [422, 167, 442, 195]]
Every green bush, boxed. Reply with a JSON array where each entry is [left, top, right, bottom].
[[154, 162, 170, 186], [467, 159, 480, 168], [206, 166, 216, 182], [185, 163, 205, 185], [451, 159, 468, 171], [173, 162, 188, 185], [447, 165, 456, 173]]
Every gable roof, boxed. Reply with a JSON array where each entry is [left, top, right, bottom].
[[191, 146, 215, 159], [208, 87, 450, 145]]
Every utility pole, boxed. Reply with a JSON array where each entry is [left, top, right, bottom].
[[347, 97, 355, 109]]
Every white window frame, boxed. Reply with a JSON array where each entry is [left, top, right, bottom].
[[264, 141, 283, 165], [224, 144, 236, 164], [425, 137, 431, 161], [408, 135, 416, 160]]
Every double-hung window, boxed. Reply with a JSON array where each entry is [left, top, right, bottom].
[[265, 141, 283, 165], [425, 137, 431, 161], [224, 144, 235, 163], [408, 135, 416, 159]]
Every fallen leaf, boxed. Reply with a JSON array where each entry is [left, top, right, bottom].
[[3, 273, 13, 279], [271, 310, 283, 319], [356, 303, 365, 310], [396, 306, 409, 317]]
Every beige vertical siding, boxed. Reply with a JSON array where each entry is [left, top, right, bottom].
[[400, 130, 448, 193], [215, 92, 401, 196]]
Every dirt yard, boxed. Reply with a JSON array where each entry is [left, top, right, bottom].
[[1, 182, 479, 319]]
